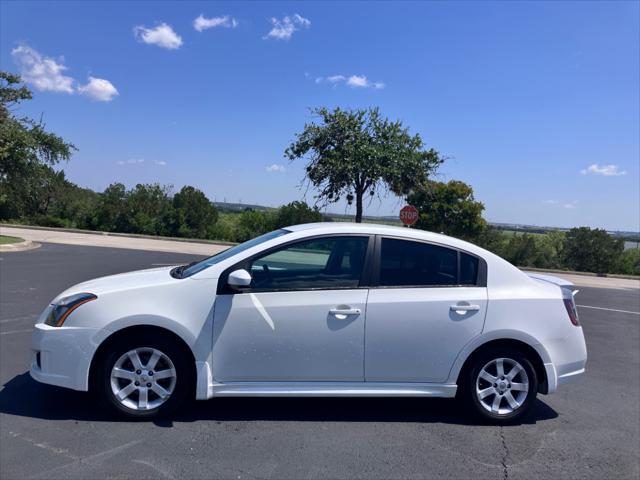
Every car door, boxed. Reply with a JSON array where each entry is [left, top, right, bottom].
[[212, 235, 372, 382], [365, 236, 488, 383]]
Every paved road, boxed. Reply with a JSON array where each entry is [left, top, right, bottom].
[[1, 243, 638, 479]]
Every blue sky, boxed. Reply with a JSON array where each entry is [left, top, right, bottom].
[[1, 1, 638, 231]]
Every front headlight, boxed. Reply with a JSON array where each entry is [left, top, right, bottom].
[[45, 293, 97, 327]]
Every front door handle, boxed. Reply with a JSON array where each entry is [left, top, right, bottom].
[[329, 307, 361, 320], [450, 304, 480, 314]]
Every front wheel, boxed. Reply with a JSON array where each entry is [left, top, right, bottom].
[[461, 348, 538, 424], [94, 334, 193, 419]]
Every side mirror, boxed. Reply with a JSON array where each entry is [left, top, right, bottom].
[[227, 269, 252, 289]]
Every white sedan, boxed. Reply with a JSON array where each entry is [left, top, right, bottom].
[[30, 223, 587, 423]]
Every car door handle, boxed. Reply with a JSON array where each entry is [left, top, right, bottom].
[[450, 304, 480, 313], [329, 308, 361, 319]]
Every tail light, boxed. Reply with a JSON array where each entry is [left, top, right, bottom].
[[563, 297, 580, 326]]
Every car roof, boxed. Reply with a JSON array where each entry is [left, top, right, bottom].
[[284, 222, 453, 243]]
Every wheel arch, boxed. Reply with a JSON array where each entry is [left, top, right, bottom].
[[450, 335, 550, 394], [88, 324, 197, 394]]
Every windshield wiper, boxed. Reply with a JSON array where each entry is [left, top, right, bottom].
[[171, 261, 197, 279]]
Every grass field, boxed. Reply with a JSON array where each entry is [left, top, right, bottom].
[[0, 235, 23, 245]]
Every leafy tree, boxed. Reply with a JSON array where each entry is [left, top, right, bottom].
[[616, 248, 640, 276], [0, 71, 76, 219], [124, 183, 175, 236], [275, 201, 323, 229], [236, 210, 276, 242], [408, 180, 486, 241], [563, 227, 624, 274], [475, 226, 508, 254], [503, 233, 538, 267], [285, 107, 442, 223], [94, 183, 128, 232], [172, 186, 219, 238]]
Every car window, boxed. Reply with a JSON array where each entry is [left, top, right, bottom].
[[181, 229, 290, 277], [460, 252, 479, 285], [379, 238, 460, 287], [249, 236, 369, 291]]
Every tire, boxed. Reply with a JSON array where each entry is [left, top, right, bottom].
[[94, 332, 193, 419], [459, 347, 538, 424]]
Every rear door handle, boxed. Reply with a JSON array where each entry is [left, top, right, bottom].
[[450, 304, 480, 313], [329, 308, 361, 320]]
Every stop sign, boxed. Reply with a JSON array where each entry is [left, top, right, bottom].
[[399, 205, 419, 226]]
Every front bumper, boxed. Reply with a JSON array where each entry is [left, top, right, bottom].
[[30, 323, 110, 391]]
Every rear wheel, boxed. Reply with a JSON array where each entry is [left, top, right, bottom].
[[95, 333, 192, 419], [460, 347, 538, 424]]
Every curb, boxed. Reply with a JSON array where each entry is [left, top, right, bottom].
[[0, 223, 238, 247], [519, 267, 640, 281], [0, 240, 40, 252]]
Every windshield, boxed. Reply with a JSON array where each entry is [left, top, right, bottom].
[[178, 229, 291, 278]]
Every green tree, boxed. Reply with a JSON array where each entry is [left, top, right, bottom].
[[0, 71, 76, 219], [475, 226, 508, 254], [172, 186, 219, 238], [236, 210, 276, 242], [616, 248, 640, 276], [124, 183, 175, 236], [285, 107, 442, 223], [563, 227, 624, 274], [94, 183, 128, 232], [408, 180, 486, 241], [275, 201, 323, 229]]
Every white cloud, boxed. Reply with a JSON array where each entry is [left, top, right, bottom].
[[327, 75, 346, 83], [316, 74, 385, 90], [77, 77, 118, 102], [11, 44, 74, 93], [12, 45, 118, 102], [266, 164, 286, 172], [563, 200, 579, 209], [264, 14, 310, 40], [194, 14, 238, 32], [543, 200, 559, 204], [154, 160, 167, 166], [580, 163, 627, 176], [117, 158, 145, 165], [134, 23, 183, 49]]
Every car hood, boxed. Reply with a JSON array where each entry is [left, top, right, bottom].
[[54, 266, 179, 301]]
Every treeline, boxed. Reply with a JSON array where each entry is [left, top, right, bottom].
[[2, 177, 323, 243], [475, 227, 639, 276]]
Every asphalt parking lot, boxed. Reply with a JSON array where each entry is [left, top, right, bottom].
[[1, 243, 638, 479]]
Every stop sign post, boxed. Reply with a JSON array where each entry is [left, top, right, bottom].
[[399, 205, 419, 227]]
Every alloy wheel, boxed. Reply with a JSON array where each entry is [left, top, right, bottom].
[[475, 357, 529, 415], [110, 347, 177, 411]]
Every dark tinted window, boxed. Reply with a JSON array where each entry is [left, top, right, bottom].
[[379, 238, 458, 286], [460, 252, 479, 285], [249, 236, 369, 291]]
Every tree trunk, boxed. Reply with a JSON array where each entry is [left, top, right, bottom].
[[355, 190, 364, 223]]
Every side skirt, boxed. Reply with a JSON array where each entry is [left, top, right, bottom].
[[205, 382, 458, 399]]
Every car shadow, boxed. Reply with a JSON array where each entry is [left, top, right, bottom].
[[0, 372, 558, 426]]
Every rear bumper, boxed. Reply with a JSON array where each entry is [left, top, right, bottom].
[[30, 323, 109, 391], [543, 327, 587, 394]]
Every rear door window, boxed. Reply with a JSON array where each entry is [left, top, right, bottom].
[[378, 238, 480, 287]]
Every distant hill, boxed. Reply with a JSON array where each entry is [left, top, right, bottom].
[[214, 201, 273, 212]]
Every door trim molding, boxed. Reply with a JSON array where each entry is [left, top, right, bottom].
[[206, 381, 457, 399]]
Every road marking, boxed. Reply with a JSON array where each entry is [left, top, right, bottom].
[[0, 315, 37, 324], [577, 304, 640, 315], [0, 328, 33, 335]]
